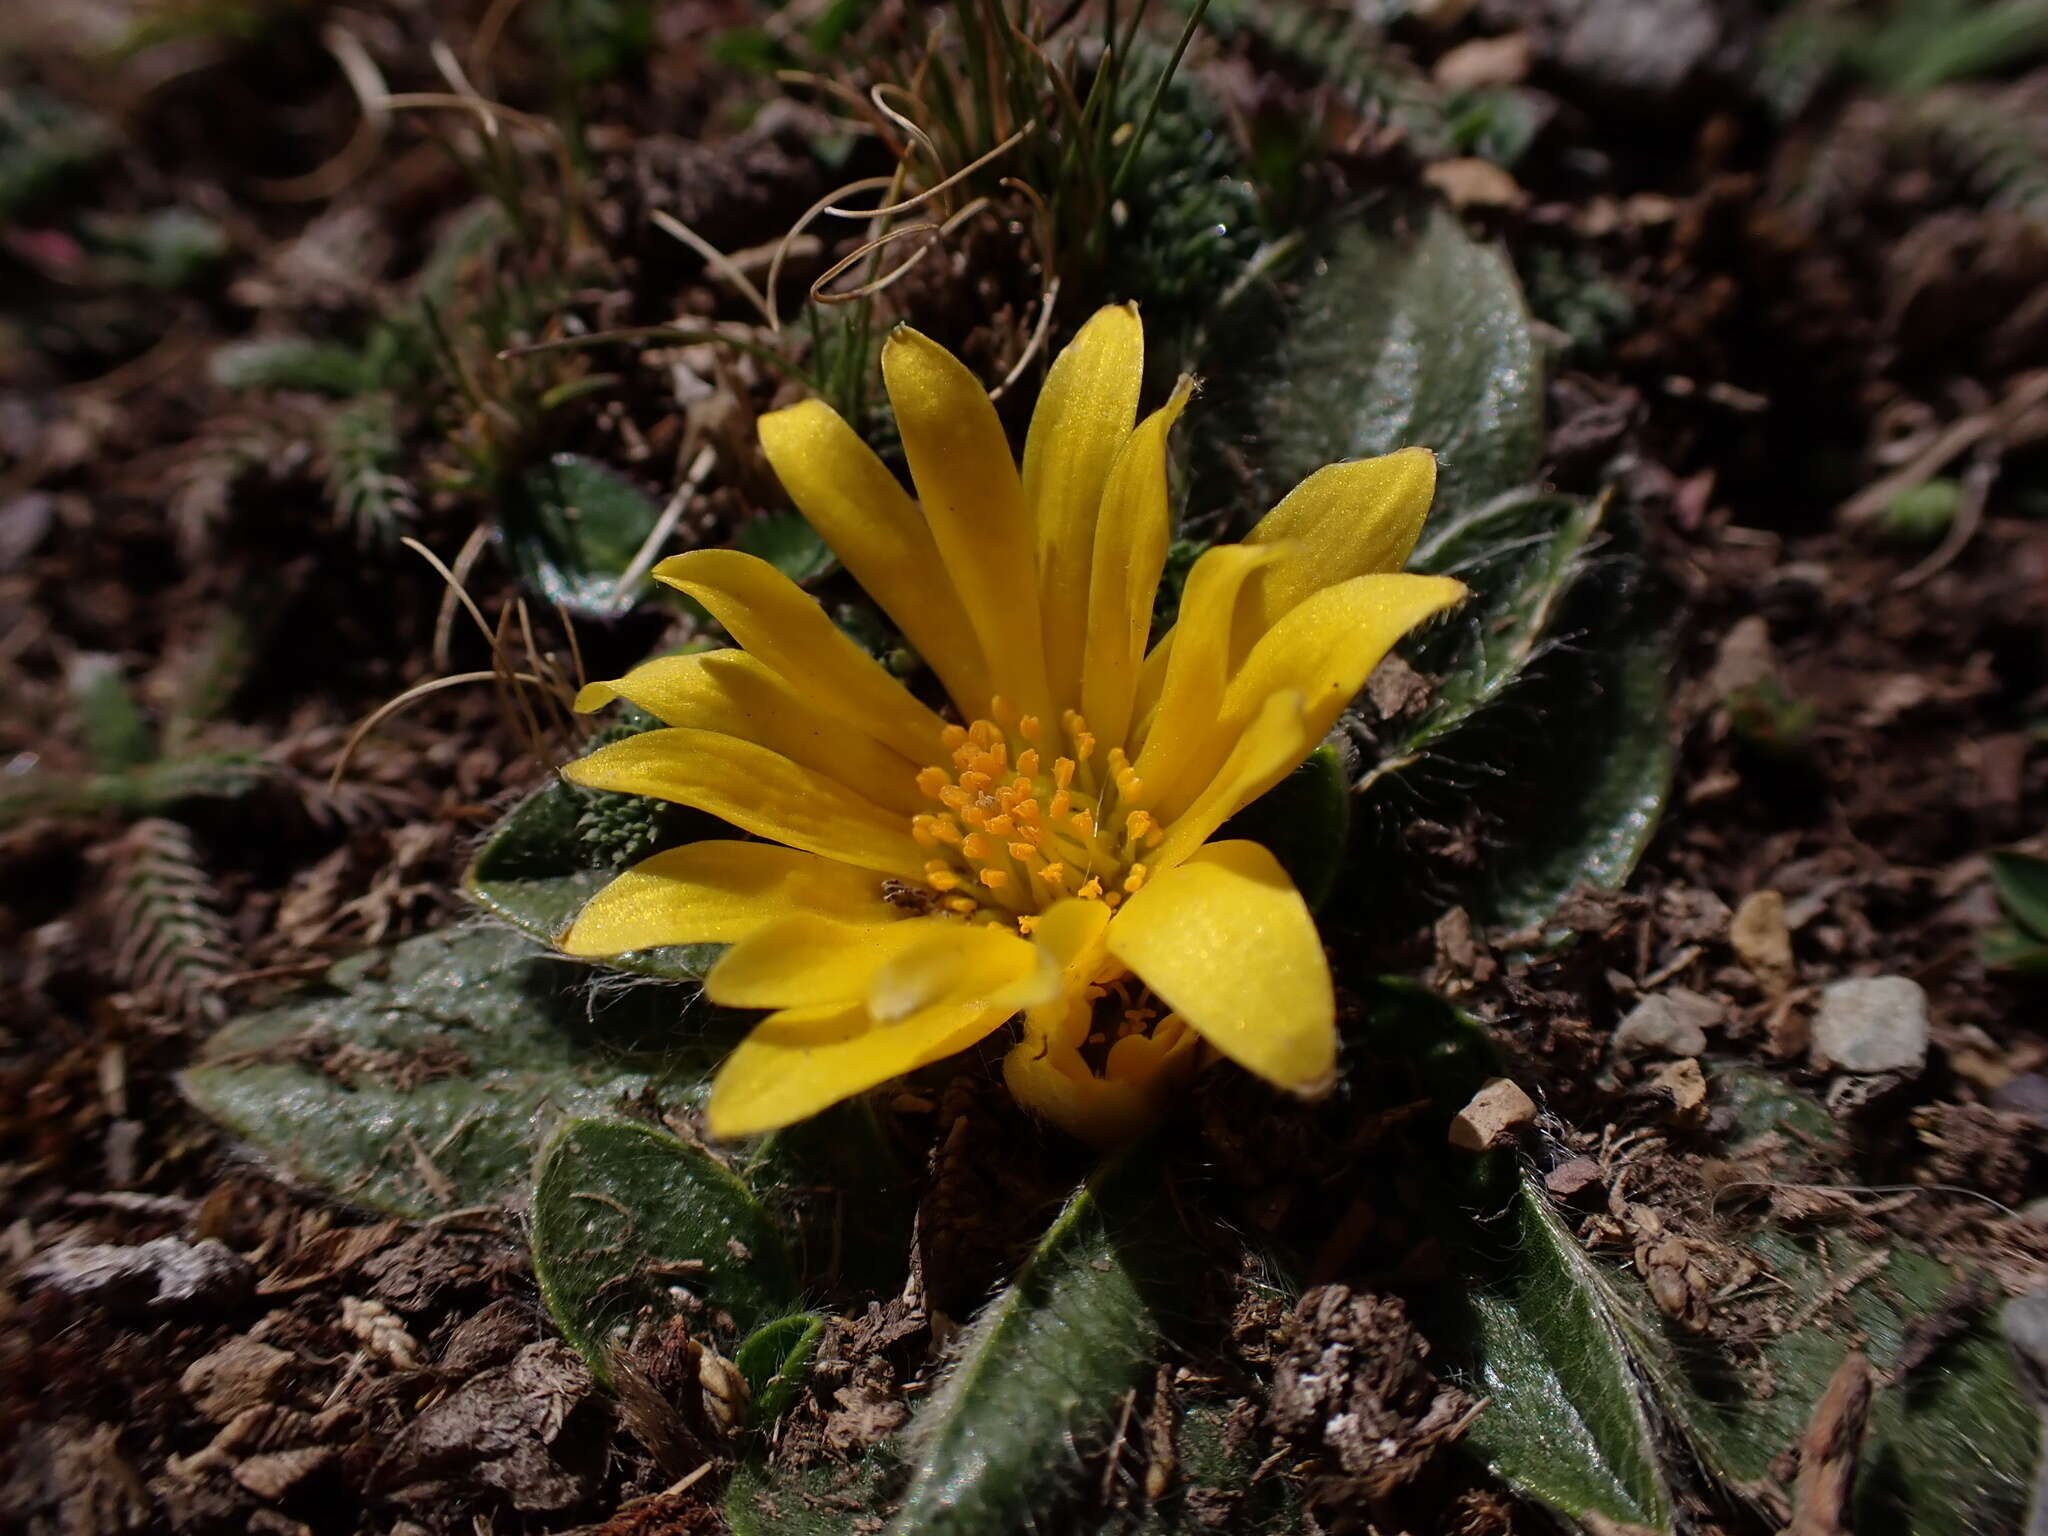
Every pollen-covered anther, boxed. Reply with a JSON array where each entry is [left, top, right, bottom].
[[1122, 864, 1149, 895], [979, 869, 1010, 891], [916, 766, 950, 800]]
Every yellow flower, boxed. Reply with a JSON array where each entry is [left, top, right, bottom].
[[558, 305, 1465, 1144]]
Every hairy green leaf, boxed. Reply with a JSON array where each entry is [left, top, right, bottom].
[[531, 1118, 795, 1371], [735, 1314, 828, 1428], [463, 777, 722, 982], [1220, 743, 1350, 911], [502, 453, 667, 619], [1359, 491, 1606, 793], [184, 925, 735, 1216], [727, 1456, 900, 1536], [1442, 1178, 1677, 1531], [1192, 201, 1541, 531], [887, 1157, 1184, 1535], [1988, 851, 2048, 941], [1650, 1071, 2037, 1534], [736, 511, 838, 586]]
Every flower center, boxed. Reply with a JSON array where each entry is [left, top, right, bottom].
[[907, 696, 1164, 926]]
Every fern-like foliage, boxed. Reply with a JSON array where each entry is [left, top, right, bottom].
[[321, 392, 417, 546], [105, 816, 236, 1026], [1897, 84, 2048, 222]]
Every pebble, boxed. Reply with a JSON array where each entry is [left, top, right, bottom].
[[24, 1235, 253, 1313], [1614, 987, 1721, 1058], [1449, 1077, 1538, 1152], [1810, 976, 1931, 1076]]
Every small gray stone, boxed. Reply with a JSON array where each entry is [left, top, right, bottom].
[[1613, 987, 1721, 1058], [1992, 1073, 2048, 1126], [1810, 976, 1930, 1076]]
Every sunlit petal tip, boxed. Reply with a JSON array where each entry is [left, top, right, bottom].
[[1106, 840, 1336, 1092], [572, 680, 622, 713]]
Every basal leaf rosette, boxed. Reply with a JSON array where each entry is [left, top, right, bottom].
[[558, 305, 1464, 1144]]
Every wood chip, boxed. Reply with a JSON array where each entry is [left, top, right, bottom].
[[1448, 1078, 1538, 1151], [1781, 1352, 1872, 1536], [1731, 889, 1795, 988]]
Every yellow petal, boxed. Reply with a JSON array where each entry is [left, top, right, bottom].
[[757, 399, 991, 712], [1154, 571, 1468, 824], [707, 997, 1007, 1137], [576, 649, 927, 816], [1224, 571, 1466, 741], [653, 548, 947, 764], [1023, 303, 1143, 707], [1027, 896, 1114, 990], [882, 325, 1051, 717], [1105, 838, 1334, 1093], [563, 728, 926, 879], [1002, 1032, 1190, 1147], [1081, 377, 1191, 752], [867, 919, 1053, 1021], [1149, 691, 1319, 872], [1238, 448, 1438, 650], [560, 840, 898, 955], [1128, 541, 1282, 808], [707, 911, 933, 1010]]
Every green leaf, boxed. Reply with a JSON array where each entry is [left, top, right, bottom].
[[66, 653, 156, 770], [1361, 491, 1606, 790], [208, 337, 375, 396], [1133, 1400, 1304, 1535], [1988, 851, 2048, 941], [736, 511, 838, 585], [1477, 564, 1674, 931], [501, 453, 666, 619], [0, 753, 269, 830], [183, 925, 736, 1217], [531, 1117, 796, 1372], [1220, 743, 1350, 910], [735, 1313, 827, 1427], [887, 1157, 1183, 1535], [727, 1456, 900, 1536], [1981, 926, 2048, 972], [0, 88, 113, 221], [1434, 1176, 1677, 1531], [462, 777, 722, 983], [1358, 986, 1672, 1529], [1359, 498, 1673, 933], [744, 1099, 918, 1300], [1193, 201, 1542, 528], [1649, 1071, 2038, 1535]]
